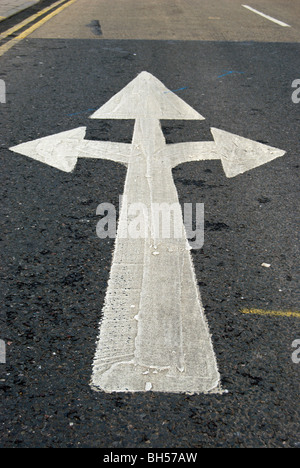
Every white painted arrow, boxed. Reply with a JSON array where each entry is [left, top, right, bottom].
[[10, 72, 285, 394]]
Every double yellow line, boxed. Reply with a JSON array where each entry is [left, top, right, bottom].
[[0, 0, 78, 57]]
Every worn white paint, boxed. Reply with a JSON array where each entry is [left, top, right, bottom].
[[9, 71, 286, 394], [90, 73, 220, 393], [90, 72, 204, 120], [10, 127, 131, 171], [242, 5, 291, 28], [210, 128, 285, 178]]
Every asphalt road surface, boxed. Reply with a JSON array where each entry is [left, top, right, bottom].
[[0, 0, 299, 448]]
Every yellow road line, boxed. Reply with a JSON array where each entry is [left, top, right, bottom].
[[241, 308, 300, 319], [0, 0, 67, 40], [0, 0, 78, 57]]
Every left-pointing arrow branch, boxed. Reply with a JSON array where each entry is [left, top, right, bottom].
[[10, 127, 132, 172]]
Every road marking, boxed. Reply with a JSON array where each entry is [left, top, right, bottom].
[[9, 72, 286, 393], [242, 309, 300, 319], [242, 5, 291, 28], [0, 0, 67, 40], [0, 0, 78, 57], [90, 73, 219, 394]]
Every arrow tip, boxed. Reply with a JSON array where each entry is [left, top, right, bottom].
[[90, 71, 205, 120], [211, 128, 286, 178]]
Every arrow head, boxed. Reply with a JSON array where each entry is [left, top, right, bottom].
[[90, 71, 205, 120], [10, 127, 87, 173], [211, 128, 286, 178]]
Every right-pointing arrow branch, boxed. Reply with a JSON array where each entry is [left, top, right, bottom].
[[9, 72, 286, 394], [211, 127, 285, 178], [164, 127, 285, 176]]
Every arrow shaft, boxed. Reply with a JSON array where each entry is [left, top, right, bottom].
[[92, 119, 220, 393]]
